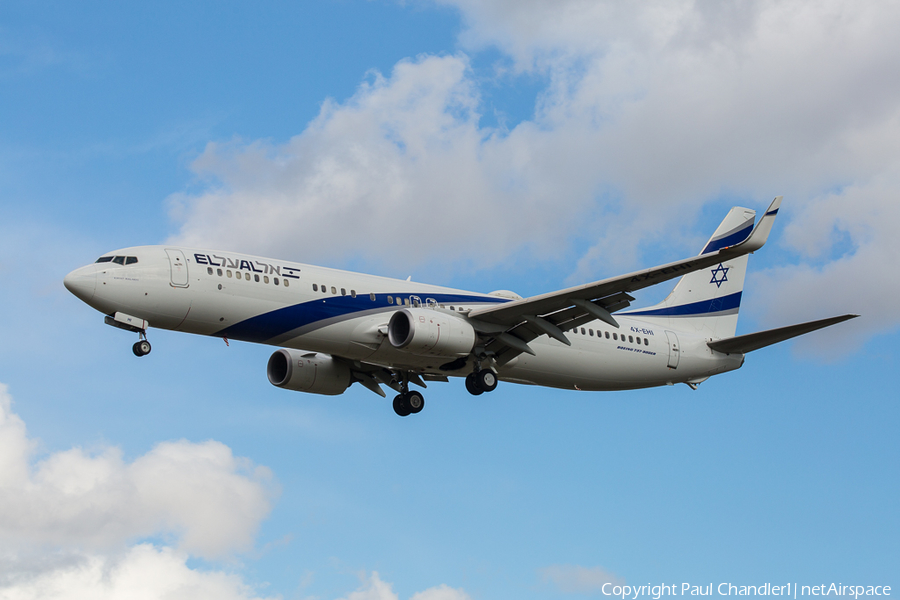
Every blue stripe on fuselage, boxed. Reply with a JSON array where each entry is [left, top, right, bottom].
[[215, 292, 508, 343], [624, 291, 742, 317]]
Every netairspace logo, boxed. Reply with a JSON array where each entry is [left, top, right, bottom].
[[601, 583, 892, 600]]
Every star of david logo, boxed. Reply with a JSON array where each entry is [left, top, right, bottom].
[[710, 263, 729, 288]]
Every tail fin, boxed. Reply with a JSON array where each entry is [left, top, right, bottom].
[[622, 206, 758, 339]]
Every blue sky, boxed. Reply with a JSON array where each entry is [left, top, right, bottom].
[[1, 1, 898, 598]]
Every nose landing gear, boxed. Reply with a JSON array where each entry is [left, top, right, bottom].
[[132, 332, 151, 357], [104, 313, 152, 357]]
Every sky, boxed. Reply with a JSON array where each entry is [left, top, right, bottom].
[[0, 1, 898, 598]]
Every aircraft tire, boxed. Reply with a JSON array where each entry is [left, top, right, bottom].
[[407, 391, 425, 414], [133, 340, 151, 357], [392, 394, 412, 417], [465, 373, 484, 396], [476, 369, 498, 392]]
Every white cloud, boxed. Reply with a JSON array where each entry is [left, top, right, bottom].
[[750, 169, 900, 352], [0, 382, 277, 598], [166, 0, 900, 343], [437, 0, 900, 307], [167, 54, 600, 274], [538, 563, 624, 594], [336, 572, 399, 600], [0, 545, 276, 600], [410, 583, 472, 600], [0, 385, 477, 600], [335, 572, 471, 600]]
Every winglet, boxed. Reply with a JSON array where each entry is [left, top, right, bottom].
[[729, 196, 782, 254]]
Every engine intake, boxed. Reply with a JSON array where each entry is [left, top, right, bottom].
[[267, 349, 352, 396], [388, 308, 476, 358]]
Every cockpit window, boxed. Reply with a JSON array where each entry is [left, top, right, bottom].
[[125, 256, 138, 265], [112, 256, 126, 265], [95, 256, 114, 263]]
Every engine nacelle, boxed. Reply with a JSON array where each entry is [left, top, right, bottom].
[[388, 308, 476, 358], [266, 349, 352, 396]]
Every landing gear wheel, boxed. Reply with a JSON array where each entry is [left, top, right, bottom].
[[476, 369, 498, 392], [465, 372, 484, 396], [407, 390, 425, 414], [392, 394, 411, 417], [132, 340, 151, 357]]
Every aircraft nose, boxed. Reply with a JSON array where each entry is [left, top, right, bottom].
[[64, 266, 97, 303]]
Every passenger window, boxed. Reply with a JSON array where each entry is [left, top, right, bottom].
[[254, 274, 260, 282], [227, 270, 232, 278], [405, 298, 410, 306], [207, 267, 213, 275], [644, 338, 649, 345], [341, 288, 346, 296], [322, 284, 327, 293], [284, 279, 289, 287], [388, 296, 393, 304], [245, 273, 250, 281], [112, 256, 125, 265], [313, 284, 318, 291], [264, 276, 269, 284], [605, 331, 610, 339], [95, 256, 113, 263], [331, 286, 336, 294], [125, 256, 138, 265], [589, 329, 594, 336], [217, 268, 223, 276], [629, 335, 633, 343], [613, 333, 618, 340], [636, 337, 641, 345], [581, 328, 586, 334], [274, 277, 279, 285]]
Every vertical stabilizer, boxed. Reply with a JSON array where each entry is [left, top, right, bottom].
[[622, 207, 757, 339]]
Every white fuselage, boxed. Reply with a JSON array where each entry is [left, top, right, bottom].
[[64, 245, 743, 392]]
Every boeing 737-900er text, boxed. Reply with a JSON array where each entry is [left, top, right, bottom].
[[65, 197, 856, 416]]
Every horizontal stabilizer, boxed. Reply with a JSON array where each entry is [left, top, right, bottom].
[[707, 314, 858, 354]]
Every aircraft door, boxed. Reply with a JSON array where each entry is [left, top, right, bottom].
[[165, 248, 190, 288], [665, 330, 680, 369]]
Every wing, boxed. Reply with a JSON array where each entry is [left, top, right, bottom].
[[467, 196, 783, 365]]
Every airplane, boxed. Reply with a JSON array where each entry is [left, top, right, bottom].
[[64, 196, 857, 416]]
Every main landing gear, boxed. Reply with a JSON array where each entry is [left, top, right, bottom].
[[132, 331, 152, 357], [465, 369, 498, 396], [392, 390, 425, 417]]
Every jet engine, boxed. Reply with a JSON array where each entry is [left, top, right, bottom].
[[267, 349, 352, 396], [388, 308, 476, 358]]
